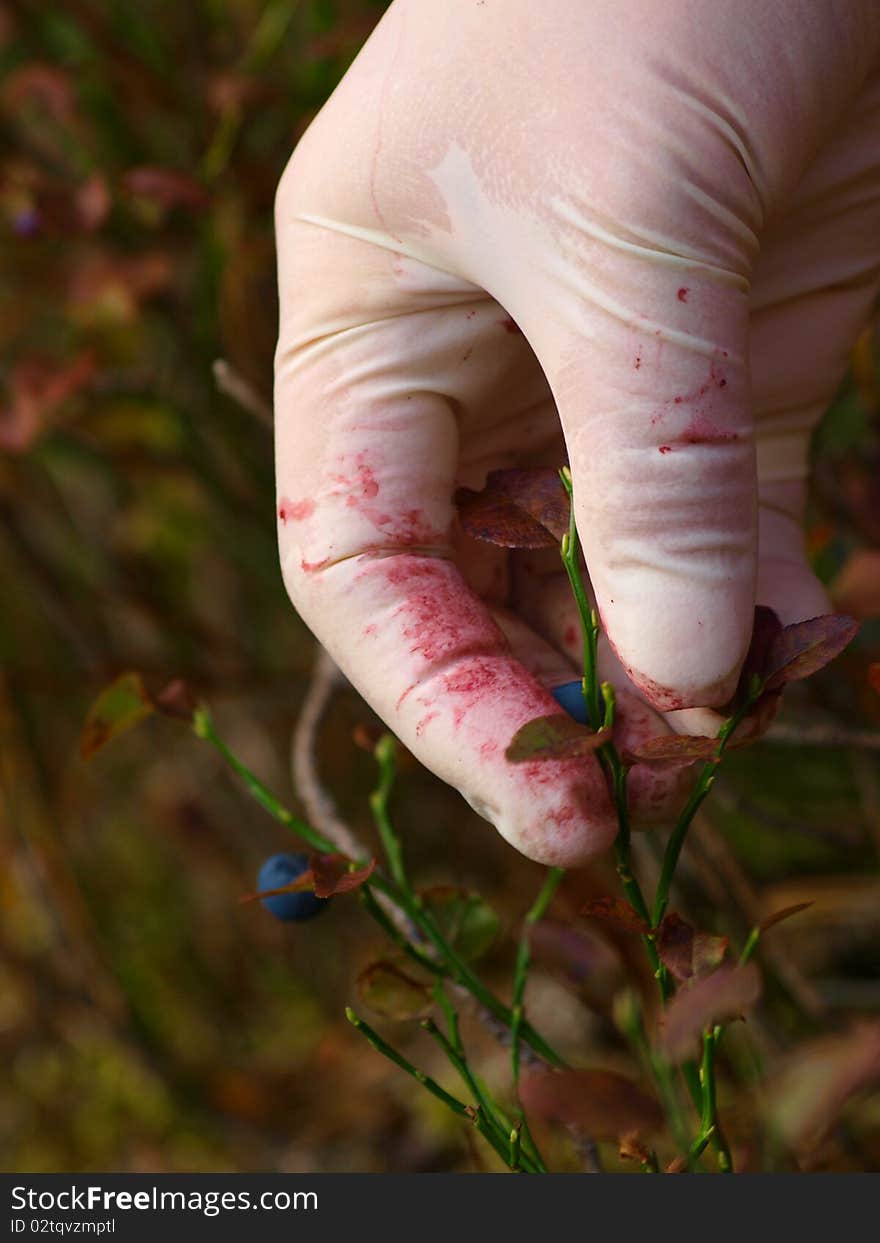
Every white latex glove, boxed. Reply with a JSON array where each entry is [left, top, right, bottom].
[[274, 0, 880, 866]]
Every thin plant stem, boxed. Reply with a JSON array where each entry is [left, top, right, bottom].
[[346, 1007, 468, 1117], [421, 1017, 540, 1173], [346, 1008, 520, 1169], [651, 678, 765, 931], [194, 704, 566, 1067], [511, 867, 564, 1088], [370, 734, 407, 890], [193, 708, 334, 853]]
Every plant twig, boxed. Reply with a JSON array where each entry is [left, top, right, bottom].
[[212, 359, 272, 427]]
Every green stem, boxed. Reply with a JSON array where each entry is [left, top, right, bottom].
[[651, 681, 764, 931], [346, 1007, 469, 1118], [688, 1027, 732, 1170], [358, 886, 442, 978], [511, 867, 564, 1088], [370, 733, 407, 890], [421, 1017, 539, 1173], [510, 1124, 523, 1172], [195, 705, 566, 1067], [193, 708, 334, 853], [559, 467, 602, 731]]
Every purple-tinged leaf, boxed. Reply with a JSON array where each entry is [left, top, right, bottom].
[[656, 913, 728, 983], [764, 614, 859, 688], [659, 964, 761, 1063]]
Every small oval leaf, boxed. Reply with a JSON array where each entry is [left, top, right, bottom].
[[521, 1068, 663, 1139], [656, 913, 728, 983], [581, 897, 649, 935], [357, 959, 433, 1020], [506, 714, 611, 763], [310, 853, 375, 898], [418, 887, 500, 961], [659, 964, 762, 1063], [765, 614, 859, 688], [80, 672, 155, 759], [455, 486, 558, 549], [623, 734, 717, 768]]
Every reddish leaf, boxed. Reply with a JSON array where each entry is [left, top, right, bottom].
[[521, 1068, 663, 1140], [80, 672, 154, 759], [506, 714, 611, 762], [623, 734, 717, 768], [488, 468, 570, 541], [764, 614, 859, 688], [122, 166, 210, 211], [581, 897, 648, 935], [455, 467, 571, 549], [309, 853, 375, 898], [759, 902, 813, 933], [357, 959, 433, 1020], [659, 964, 761, 1063], [740, 605, 784, 686], [763, 1023, 880, 1148], [656, 913, 728, 983], [455, 485, 558, 549]]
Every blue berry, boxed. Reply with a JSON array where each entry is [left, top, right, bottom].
[[257, 853, 328, 922], [552, 679, 589, 725]]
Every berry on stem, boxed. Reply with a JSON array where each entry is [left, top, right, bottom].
[[257, 852, 328, 922]]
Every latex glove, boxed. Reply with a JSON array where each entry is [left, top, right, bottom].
[[274, 0, 880, 866]]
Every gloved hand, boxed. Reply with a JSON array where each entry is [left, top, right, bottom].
[[274, 0, 880, 866]]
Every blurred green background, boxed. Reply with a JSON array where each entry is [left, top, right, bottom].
[[1, 0, 879, 1173]]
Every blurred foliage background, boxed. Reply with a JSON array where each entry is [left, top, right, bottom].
[[1, 0, 879, 1174]]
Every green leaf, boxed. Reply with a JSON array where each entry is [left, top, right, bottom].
[[419, 886, 501, 961], [357, 958, 433, 1020], [80, 672, 154, 759]]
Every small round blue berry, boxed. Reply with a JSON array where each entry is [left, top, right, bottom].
[[552, 679, 589, 725], [257, 853, 328, 922]]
